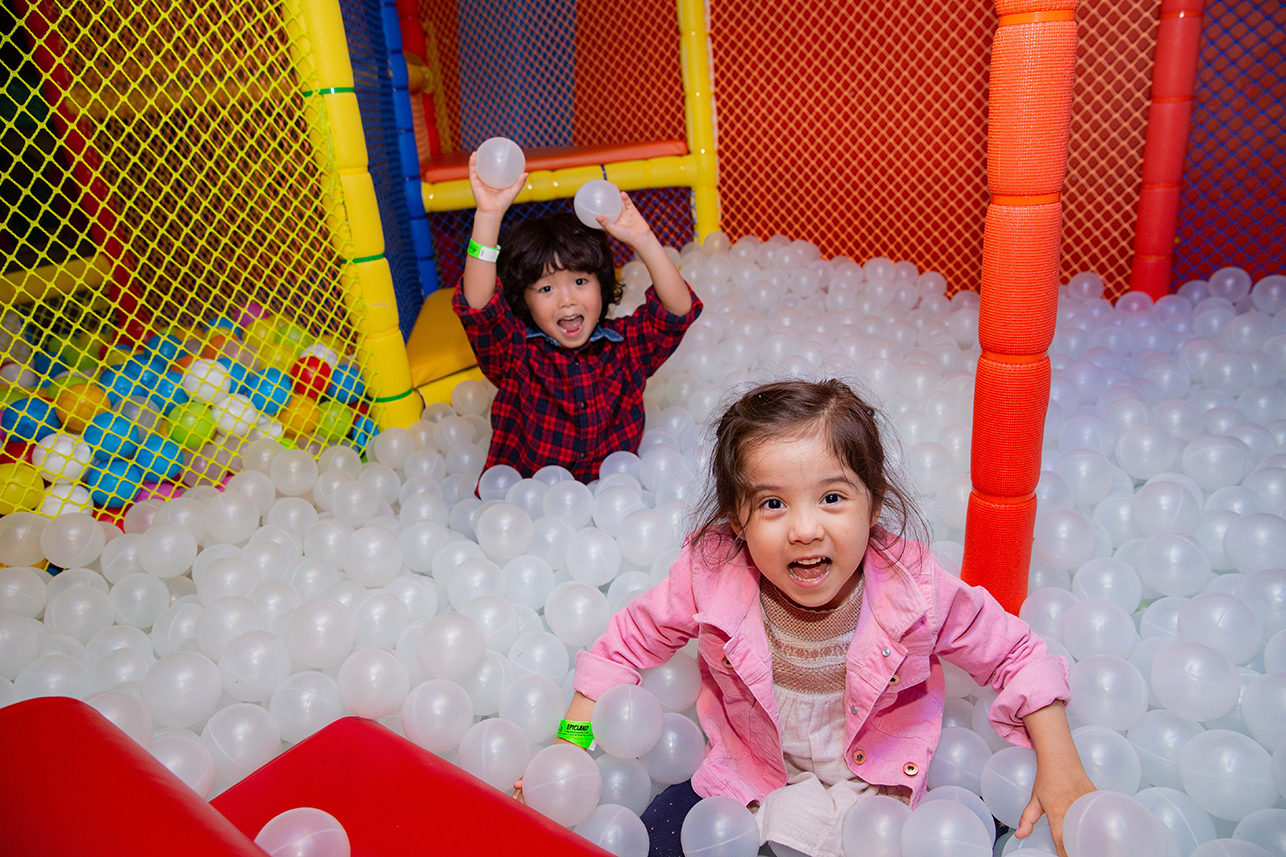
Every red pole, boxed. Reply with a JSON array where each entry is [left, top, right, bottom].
[[396, 0, 442, 156], [1128, 0, 1206, 299]]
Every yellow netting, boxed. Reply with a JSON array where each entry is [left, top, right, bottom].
[[0, 0, 402, 520]]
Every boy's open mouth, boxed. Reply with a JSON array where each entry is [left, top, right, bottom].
[[557, 314, 584, 336], [788, 556, 831, 583]]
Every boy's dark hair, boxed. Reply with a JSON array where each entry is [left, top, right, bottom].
[[496, 212, 623, 330], [692, 378, 928, 560]]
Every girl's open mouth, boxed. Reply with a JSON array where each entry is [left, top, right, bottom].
[[788, 557, 831, 584]]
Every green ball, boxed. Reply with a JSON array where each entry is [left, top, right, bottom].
[[276, 319, 314, 352], [314, 400, 356, 443], [167, 401, 217, 450]]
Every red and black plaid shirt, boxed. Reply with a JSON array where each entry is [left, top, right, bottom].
[[453, 280, 702, 482]]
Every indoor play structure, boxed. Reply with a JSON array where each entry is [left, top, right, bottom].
[[0, 0, 1283, 854]]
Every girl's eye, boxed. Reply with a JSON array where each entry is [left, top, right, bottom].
[[762, 498, 783, 511], [823, 493, 843, 504]]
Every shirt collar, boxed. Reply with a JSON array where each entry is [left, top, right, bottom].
[[525, 324, 623, 346]]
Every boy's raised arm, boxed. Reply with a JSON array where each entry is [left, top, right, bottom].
[[599, 192, 692, 316], [462, 152, 528, 309]]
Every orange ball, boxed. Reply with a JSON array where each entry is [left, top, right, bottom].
[[279, 395, 321, 438], [173, 353, 197, 372], [55, 381, 112, 434], [202, 334, 231, 359]]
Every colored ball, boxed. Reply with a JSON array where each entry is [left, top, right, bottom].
[[300, 343, 339, 370], [84, 411, 142, 460], [31, 348, 68, 379], [279, 395, 320, 438], [259, 342, 299, 374], [143, 334, 186, 364], [0, 462, 44, 514], [202, 334, 232, 360], [54, 380, 111, 433], [290, 356, 332, 399], [85, 459, 145, 508], [213, 393, 258, 436], [207, 315, 243, 339], [121, 354, 162, 387], [244, 316, 279, 352], [236, 302, 264, 331], [314, 401, 356, 444], [214, 357, 250, 390], [2, 396, 61, 442], [351, 414, 377, 449], [167, 402, 218, 450], [142, 369, 189, 414], [181, 358, 232, 404], [240, 368, 292, 416], [327, 363, 364, 405], [212, 339, 258, 372], [134, 434, 184, 482], [276, 319, 312, 351], [31, 432, 94, 482], [101, 345, 131, 368]]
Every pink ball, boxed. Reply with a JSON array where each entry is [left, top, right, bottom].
[[138, 482, 183, 503], [237, 302, 266, 330]]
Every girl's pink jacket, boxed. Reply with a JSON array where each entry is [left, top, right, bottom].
[[573, 529, 1070, 808]]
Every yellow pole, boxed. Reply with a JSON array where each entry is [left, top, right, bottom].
[[676, 0, 719, 241], [286, 0, 422, 429]]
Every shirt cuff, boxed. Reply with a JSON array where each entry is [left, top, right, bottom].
[[987, 654, 1071, 748], [572, 649, 643, 702], [641, 284, 703, 333], [452, 277, 509, 326]]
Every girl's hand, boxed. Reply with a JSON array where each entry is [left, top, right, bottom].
[[597, 192, 655, 250], [1016, 766, 1096, 857], [468, 152, 528, 218], [512, 776, 525, 804]]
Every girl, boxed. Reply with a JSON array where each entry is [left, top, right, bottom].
[[546, 379, 1093, 857]]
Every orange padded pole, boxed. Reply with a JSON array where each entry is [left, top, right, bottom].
[[1128, 0, 1206, 299], [961, 1, 1078, 615]]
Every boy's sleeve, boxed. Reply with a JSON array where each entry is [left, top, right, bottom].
[[573, 542, 702, 701], [451, 278, 522, 384], [617, 284, 703, 377], [930, 562, 1070, 748]]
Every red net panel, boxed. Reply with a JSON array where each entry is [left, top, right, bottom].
[[710, 0, 1157, 297], [1172, 0, 1286, 285]]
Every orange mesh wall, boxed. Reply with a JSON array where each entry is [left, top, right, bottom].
[[710, 0, 1158, 297]]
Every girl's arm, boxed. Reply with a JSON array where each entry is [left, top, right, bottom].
[[1016, 701, 1096, 857], [462, 153, 528, 309], [598, 193, 692, 315]]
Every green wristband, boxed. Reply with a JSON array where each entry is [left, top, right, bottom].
[[467, 239, 500, 263], [557, 719, 594, 749]]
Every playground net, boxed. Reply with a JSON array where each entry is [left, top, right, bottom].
[[0, 0, 386, 515], [1172, 0, 1286, 286]]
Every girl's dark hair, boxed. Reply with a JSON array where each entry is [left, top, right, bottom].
[[692, 378, 928, 560], [496, 212, 623, 330]]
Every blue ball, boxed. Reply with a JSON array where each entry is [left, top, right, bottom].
[[216, 357, 250, 390], [0, 396, 61, 442], [327, 362, 365, 405], [121, 355, 160, 388], [85, 459, 145, 507], [241, 368, 292, 416], [31, 350, 67, 380], [84, 412, 142, 461], [99, 367, 139, 406], [208, 315, 243, 339], [134, 434, 183, 482], [143, 370, 189, 414], [143, 334, 185, 363], [351, 414, 378, 449]]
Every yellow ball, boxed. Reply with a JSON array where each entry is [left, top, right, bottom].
[[0, 462, 44, 514], [55, 381, 112, 434], [279, 395, 320, 438], [260, 341, 300, 374], [245, 317, 279, 353]]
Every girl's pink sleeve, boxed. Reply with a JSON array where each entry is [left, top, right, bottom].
[[930, 559, 1070, 748], [573, 542, 703, 702]]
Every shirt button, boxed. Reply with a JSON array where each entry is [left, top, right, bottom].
[[581, 402, 588, 409], [882, 647, 892, 657], [853, 750, 866, 765], [850, 704, 859, 715], [903, 762, 919, 776]]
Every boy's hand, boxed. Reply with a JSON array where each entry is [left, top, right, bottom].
[[468, 152, 528, 218], [597, 192, 656, 250]]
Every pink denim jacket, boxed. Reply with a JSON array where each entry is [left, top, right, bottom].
[[574, 528, 1069, 808]]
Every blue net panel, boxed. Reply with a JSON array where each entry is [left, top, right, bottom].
[[1172, 1, 1285, 284]]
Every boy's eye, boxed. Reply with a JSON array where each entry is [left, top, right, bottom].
[[537, 285, 552, 293], [575, 277, 589, 286]]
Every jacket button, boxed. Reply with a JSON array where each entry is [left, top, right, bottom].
[[850, 704, 859, 715], [882, 647, 892, 657], [722, 657, 732, 668], [888, 674, 900, 686], [904, 762, 919, 776], [853, 750, 866, 764]]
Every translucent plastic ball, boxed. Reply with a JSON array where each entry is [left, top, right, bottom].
[[1072, 725, 1143, 794], [522, 743, 603, 826], [639, 712, 705, 785], [150, 731, 217, 798], [502, 555, 556, 611], [254, 807, 350, 857], [286, 599, 357, 669], [474, 136, 526, 188], [1178, 593, 1264, 665], [13, 652, 89, 700], [1240, 673, 1286, 751], [640, 652, 702, 713], [1061, 790, 1168, 857], [543, 480, 595, 528], [341, 526, 402, 587], [1151, 641, 1241, 723], [1131, 480, 1202, 537], [1117, 425, 1179, 480], [680, 795, 759, 857], [46, 585, 116, 643], [615, 509, 676, 567], [1224, 514, 1286, 575], [979, 746, 1038, 828], [840, 793, 911, 857], [507, 630, 569, 682], [474, 502, 533, 561], [1018, 587, 1079, 642], [926, 726, 993, 796], [575, 804, 649, 857], [597, 755, 653, 816], [1067, 655, 1149, 732], [573, 179, 623, 230], [1072, 558, 1143, 614], [1132, 787, 1216, 855], [900, 797, 992, 857], [544, 581, 611, 648], [141, 651, 223, 728], [447, 557, 506, 611], [110, 572, 171, 629], [270, 449, 319, 496], [0, 614, 41, 680], [40, 512, 106, 569], [336, 646, 409, 718], [1062, 599, 1140, 660], [401, 678, 474, 753], [268, 671, 343, 744], [919, 786, 994, 846], [218, 630, 291, 702], [498, 673, 566, 744], [1137, 533, 1215, 597], [1033, 509, 1096, 571], [1180, 729, 1278, 821], [330, 480, 380, 527], [565, 529, 622, 587], [416, 612, 485, 680], [591, 683, 664, 760], [201, 702, 281, 790], [456, 717, 532, 792], [136, 522, 198, 579]]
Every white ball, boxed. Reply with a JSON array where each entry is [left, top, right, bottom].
[[212, 394, 258, 436], [254, 807, 350, 857], [522, 744, 602, 826], [474, 136, 526, 188], [182, 358, 232, 404], [336, 646, 410, 718], [573, 179, 623, 230], [31, 432, 93, 482], [402, 678, 474, 753], [141, 651, 223, 729], [201, 702, 281, 791]]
